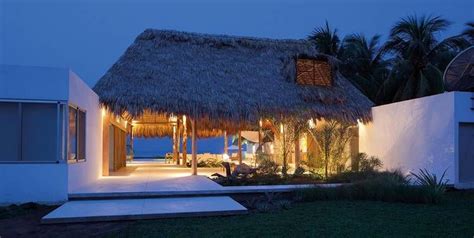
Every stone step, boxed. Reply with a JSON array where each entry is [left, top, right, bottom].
[[41, 196, 247, 224], [69, 184, 340, 200]]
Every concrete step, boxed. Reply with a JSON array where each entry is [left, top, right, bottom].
[[69, 184, 341, 200], [41, 196, 247, 224]]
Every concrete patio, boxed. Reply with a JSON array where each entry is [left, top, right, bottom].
[[70, 162, 225, 196]]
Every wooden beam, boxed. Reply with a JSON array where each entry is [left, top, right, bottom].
[[182, 115, 187, 166], [238, 130, 242, 164], [191, 118, 197, 175]]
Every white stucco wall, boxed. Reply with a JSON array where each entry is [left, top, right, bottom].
[[0, 164, 68, 204], [0, 65, 69, 204], [67, 71, 102, 192], [360, 92, 474, 186], [0, 64, 69, 101], [453, 92, 474, 187]]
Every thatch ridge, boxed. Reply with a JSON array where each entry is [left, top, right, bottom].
[[94, 29, 373, 137]]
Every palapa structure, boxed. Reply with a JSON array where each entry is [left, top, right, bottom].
[[93, 29, 373, 174]]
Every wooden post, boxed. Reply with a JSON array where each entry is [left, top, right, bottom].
[[294, 127, 301, 168], [191, 118, 197, 175], [182, 115, 187, 166], [176, 119, 181, 165], [223, 130, 228, 155], [172, 123, 177, 164], [130, 124, 134, 161], [238, 130, 242, 164], [258, 119, 263, 152]]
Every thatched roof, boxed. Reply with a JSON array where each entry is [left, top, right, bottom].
[[94, 29, 373, 137]]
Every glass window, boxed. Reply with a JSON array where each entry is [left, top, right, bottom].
[[68, 106, 86, 162], [0, 102, 20, 162], [77, 110, 86, 161], [68, 107, 77, 161], [21, 103, 58, 162], [0, 101, 62, 163]]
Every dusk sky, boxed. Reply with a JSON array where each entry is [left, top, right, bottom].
[[1, 0, 473, 156]]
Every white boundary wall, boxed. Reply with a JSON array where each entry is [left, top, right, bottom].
[[359, 92, 474, 188]]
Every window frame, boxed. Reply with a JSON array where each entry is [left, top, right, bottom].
[[0, 99, 66, 164], [68, 104, 87, 164]]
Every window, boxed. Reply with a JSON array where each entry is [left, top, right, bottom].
[[0, 101, 63, 162], [296, 58, 333, 86], [68, 106, 86, 162]]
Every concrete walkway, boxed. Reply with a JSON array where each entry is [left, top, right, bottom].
[[70, 163, 224, 196], [42, 196, 247, 224], [69, 163, 342, 200]]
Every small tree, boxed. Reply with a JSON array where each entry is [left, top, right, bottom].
[[272, 117, 308, 176], [308, 120, 352, 178]]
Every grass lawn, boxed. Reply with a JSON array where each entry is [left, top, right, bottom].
[[107, 190, 474, 238]]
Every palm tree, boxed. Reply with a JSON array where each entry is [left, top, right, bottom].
[[341, 34, 390, 101], [308, 21, 344, 57], [462, 22, 474, 44], [376, 15, 469, 103]]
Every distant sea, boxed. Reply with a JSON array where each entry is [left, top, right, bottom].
[[133, 137, 232, 158]]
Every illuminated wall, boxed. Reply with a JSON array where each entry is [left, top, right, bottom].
[[359, 92, 474, 188]]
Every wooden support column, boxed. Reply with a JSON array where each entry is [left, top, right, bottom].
[[130, 124, 134, 161], [223, 130, 228, 155], [294, 128, 301, 168], [172, 123, 177, 164], [176, 119, 181, 165], [182, 115, 187, 166], [191, 118, 197, 175], [238, 130, 242, 164], [258, 119, 263, 152]]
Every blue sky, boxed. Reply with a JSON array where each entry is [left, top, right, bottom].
[[1, 0, 473, 155]]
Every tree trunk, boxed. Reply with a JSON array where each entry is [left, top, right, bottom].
[[294, 128, 300, 169]]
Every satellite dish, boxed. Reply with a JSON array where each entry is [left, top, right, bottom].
[[443, 46, 474, 92]]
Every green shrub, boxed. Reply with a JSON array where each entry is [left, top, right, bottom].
[[327, 170, 406, 183], [187, 157, 222, 168], [357, 153, 383, 172], [257, 157, 280, 175], [299, 171, 444, 204], [275, 200, 293, 210], [410, 168, 449, 203], [293, 167, 305, 176]]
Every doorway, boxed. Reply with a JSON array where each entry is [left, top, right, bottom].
[[459, 123, 474, 183]]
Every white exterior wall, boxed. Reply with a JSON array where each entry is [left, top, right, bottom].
[[0, 65, 103, 204], [67, 71, 102, 192], [0, 164, 68, 204], [454, 92, 474, 188], [0, 65, 69, 101], [0, 65, 69, 204], [359, 92, 474, 187]]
